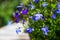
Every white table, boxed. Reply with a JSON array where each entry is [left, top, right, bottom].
[[0, 22, 30, 40]]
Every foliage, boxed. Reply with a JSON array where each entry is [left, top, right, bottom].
[[0, 0, 19, 27]]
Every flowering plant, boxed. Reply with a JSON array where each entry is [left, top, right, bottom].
[[12, 0, 60, 40]]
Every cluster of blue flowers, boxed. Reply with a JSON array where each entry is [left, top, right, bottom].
[[51, 3, 60, 19], [13, 3, 29, 23], [14, 1, 47, 35], [13, 0, 40, 23], [14, 0, 60, 36], [52, 14, 57, 19], [16, 27, 34, 34]]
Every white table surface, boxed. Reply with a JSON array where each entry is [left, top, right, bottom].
[[0, 22, 30, 40]]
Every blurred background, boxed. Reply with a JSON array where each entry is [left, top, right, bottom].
[[0, 0, 19, 28]]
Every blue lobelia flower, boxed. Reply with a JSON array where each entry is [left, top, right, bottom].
[[17, 5, 23, 12], [42, 3, 48, 7], [41, 27, 49, 35], [14, 12, 21, 23], [56, 9, 60, 14], [15, 18, 20, 23], [52, 14, 57, 19], [22, 9, 29, 15], [26, 27, 34, 33], [16, 27, 21, 34], [44, 32, 48, 35], [57, 3, 60, 9], [16, 3, 24, 12], [33, 0, 40, 4], [15, 12, 20, 18], [33, 13, 43, 21]]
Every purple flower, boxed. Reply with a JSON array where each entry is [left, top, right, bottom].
[[42, 3, 48, 7], [52, 14, 56, 19], [44, 32, 48, 35], [15, 18, 20, 23], [56, 9, 60, 14], [22, 9, 29, 15], [33, 0, 40, 4], [13, 12, 21, 23], [41, 27, 49, 35], [17, 5, 23, 12], [57, 3, 60, 9], [33, 13, 43, 21], [15, 12, 20, 18], [14, 12, 21, 23], [26, 27, 34, 33], [16, 27, 21, 34], [15, 20, 20, 23], [16, 3, 24, 12]]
